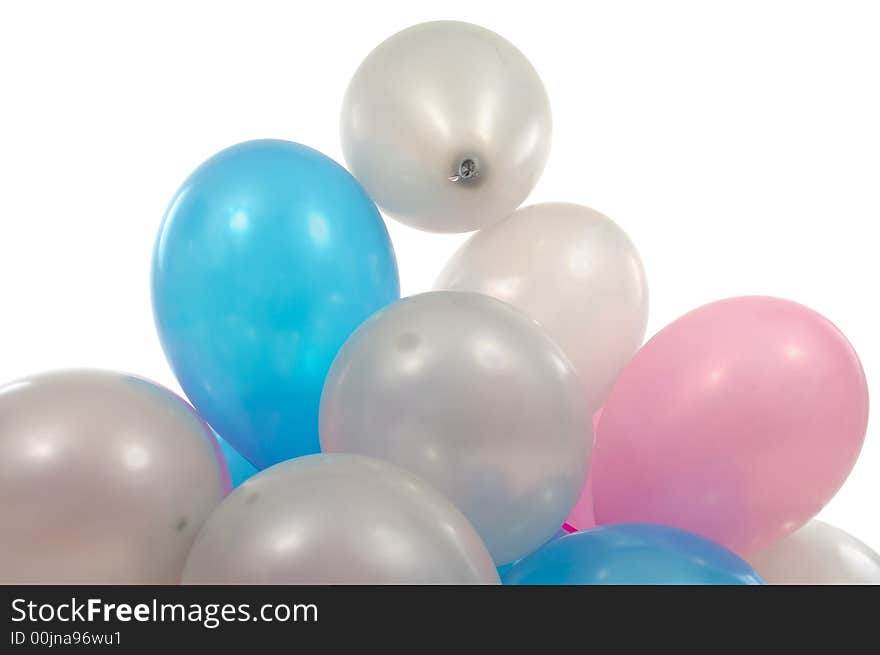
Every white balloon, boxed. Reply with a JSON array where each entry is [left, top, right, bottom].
[[0, 370, 228, 583], [340, 21, 551, 233], [436, 203, 648, 411], [183, 454, 499, 584], [320, 291, 590, 565], [748, 520, 880, 584]]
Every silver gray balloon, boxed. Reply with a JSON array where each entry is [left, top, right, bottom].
[[340, 21, 552, 233], [0, 369, 229, 583], [182, 453, 499, 584], [748, 520, 880, 584], [320, 292, 590, 565]]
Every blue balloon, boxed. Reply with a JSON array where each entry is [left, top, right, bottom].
[[216, 434, 258, 488], [496, 527, 570, 578], [502, 524, 764, 585], [152, 140, 399, 468]]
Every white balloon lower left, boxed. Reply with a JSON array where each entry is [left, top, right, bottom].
[[0, 370, 229, 583]]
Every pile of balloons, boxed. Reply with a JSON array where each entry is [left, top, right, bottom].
[[1, 21, 876, 585]]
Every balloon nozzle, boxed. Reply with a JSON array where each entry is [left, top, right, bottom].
[[449, 158, 480, 183]]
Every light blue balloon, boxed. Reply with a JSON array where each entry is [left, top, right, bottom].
[[216, 434, 258, 488], [152, 140, 399, 469], [496, 527, 570, 578], [502, 524, 765, 585]]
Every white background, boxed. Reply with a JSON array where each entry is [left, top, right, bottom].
[[1, 1, 878, 551]]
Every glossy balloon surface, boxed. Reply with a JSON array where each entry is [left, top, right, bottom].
[[749, 520, 880, 584], [0, 370, 229, 583], [152, 139, 399, 469], [592, 297, 868, 555], [502, 524, 764, 585], [182, 454, 499, 584], [320, 291, 590, 565], [341, 21, 551, 233], [436, 203, 648, 411]]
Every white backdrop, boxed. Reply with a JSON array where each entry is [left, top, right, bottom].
[[1, 1, 878, 550]]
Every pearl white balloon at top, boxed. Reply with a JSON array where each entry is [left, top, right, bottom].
[[320, 291, 590, 565], [0, 370, 229, 583], [183, 454, 499, 584], [748, 520, 880, 584], [340, 21, 552, 233], [436, 203, 648, 411]]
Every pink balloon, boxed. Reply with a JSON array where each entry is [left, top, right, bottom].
[[565, 476, 595, 531], [565, 409, 601, 530], [592, 296, 868, 556]]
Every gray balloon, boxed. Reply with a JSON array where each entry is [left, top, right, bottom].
[[341, 21, 552, 233], [182, 453, 499, 584], [0, 370, 229, 583], [320, 291, 590, 565]]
